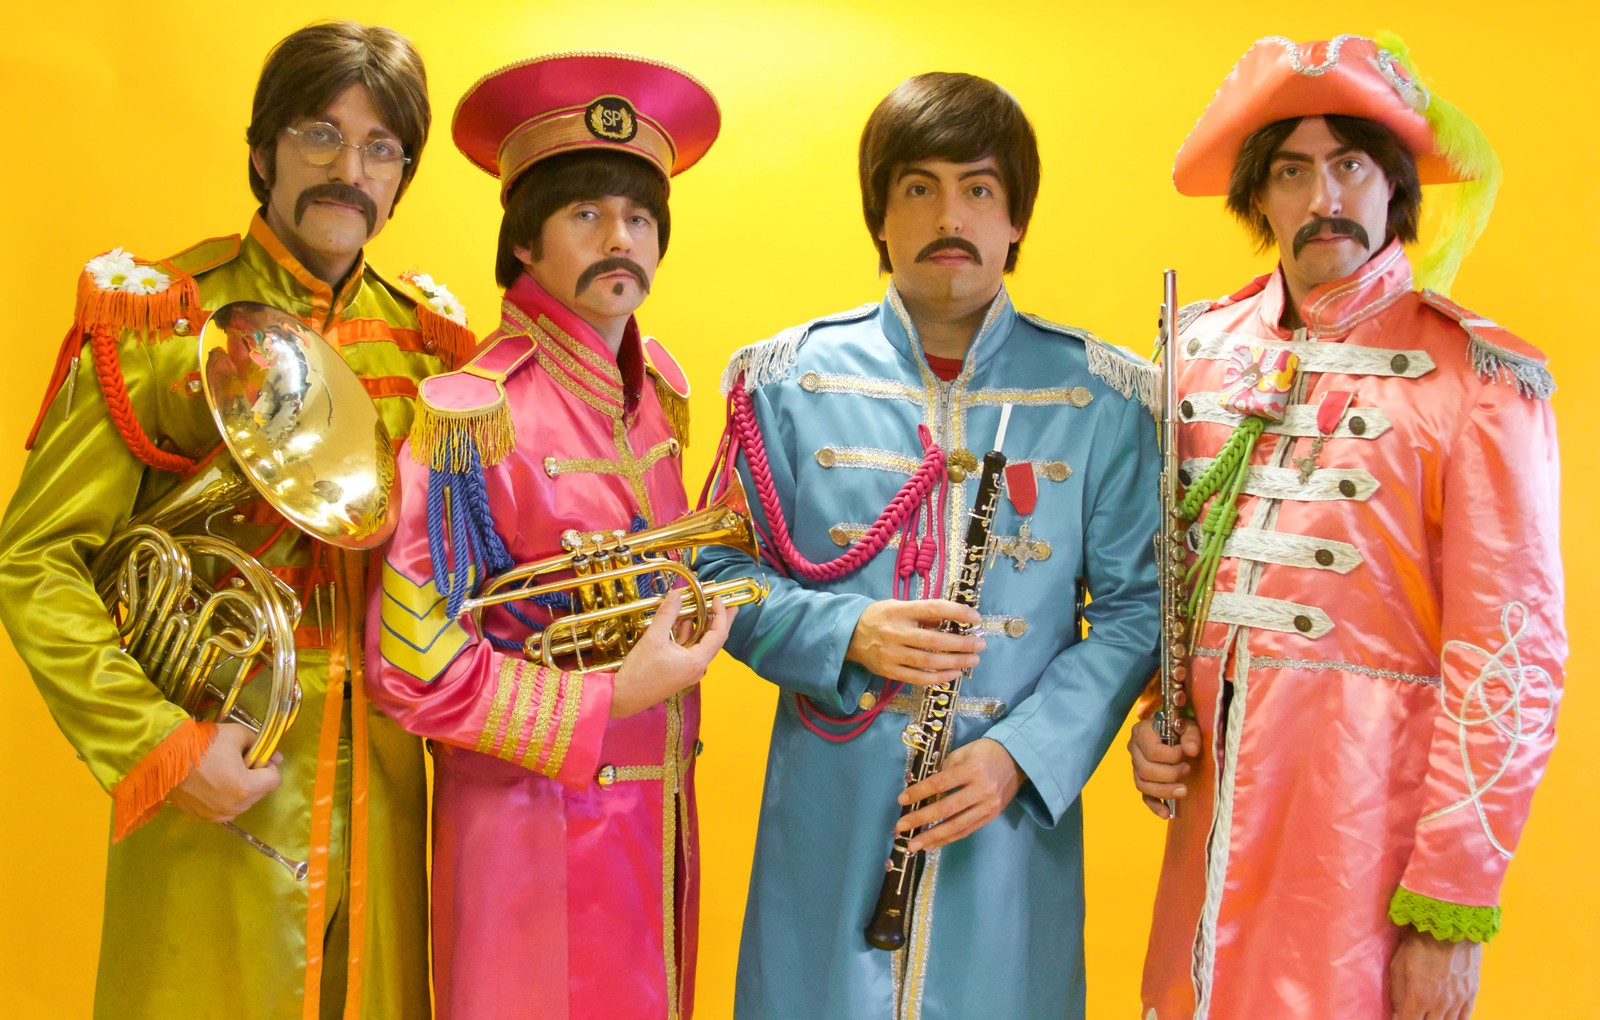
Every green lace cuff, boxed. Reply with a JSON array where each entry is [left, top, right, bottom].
[[1388, 886, 1501, 943]]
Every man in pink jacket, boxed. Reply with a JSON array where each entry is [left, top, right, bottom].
[[1129, 34, 1565, 1020], [366, 53, 732, 1019]]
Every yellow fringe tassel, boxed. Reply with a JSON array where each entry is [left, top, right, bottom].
[[111, 718, 219, 841], [75, 268, 199, 340], [655, 374, 690, 449], [409, 399, 516, 471]]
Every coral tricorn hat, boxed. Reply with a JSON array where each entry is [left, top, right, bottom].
[[1173, 34, 1463, 197], [453, 51, 720, 203]]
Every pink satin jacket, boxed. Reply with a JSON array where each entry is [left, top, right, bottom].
[[1141, 242, 1565, 1020], [366, 275, 698, 1020]]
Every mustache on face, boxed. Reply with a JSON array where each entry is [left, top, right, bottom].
[[1291, 216, 1370, 257], [914, 236, 983, 265], [575, 256, 651, 297], [295, 184, 378, 234]]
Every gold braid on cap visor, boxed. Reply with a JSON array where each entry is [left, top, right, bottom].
[[497, 103, 676, 197]]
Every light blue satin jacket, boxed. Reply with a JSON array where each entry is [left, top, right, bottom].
[[697, 284, 1161, 1020]]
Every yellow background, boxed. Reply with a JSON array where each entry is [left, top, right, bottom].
[[1, 2, 1592, 1016]]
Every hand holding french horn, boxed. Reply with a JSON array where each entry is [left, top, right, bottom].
[[94, 301, 402, 881]]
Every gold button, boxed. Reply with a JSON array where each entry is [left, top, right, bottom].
[[668, 438, 682, 456], [1003, 618, 1029, 638], [947, 464, 967, 483], [799, 371, 821, 392], [1070, 386, 1094, 407], [1315, 549, 1335, 566], [829, 525, 852, 547], [1040, 460, 1071, 482], [172, 318, 191, 336], [1178, 467, 1193, 486], [1349, 416, 1367, 436], [1390, 353, 1410, 374], [597, 765, 617, 788], [1179, 400, 1194, 419], [857, 691, 878, 711], [1187, 338, 1201, 357], [1294, 615, 1313, 633], [814, 448, 837, 468], [1338, 479, 1357, 497], [544, 457, 560, 478], [185, 379, 202, 395], [989, 702, 1008, 721]]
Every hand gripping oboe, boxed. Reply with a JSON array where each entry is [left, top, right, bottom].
[[1152, 269, 1190, 817], [864, 407, 1011, 952]]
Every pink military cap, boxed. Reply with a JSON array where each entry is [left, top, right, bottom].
[[453, 51, 720, 203]]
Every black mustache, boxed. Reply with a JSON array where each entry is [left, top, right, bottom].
[[914, 236, 982, 264], [294, 184, 377, 234], [575, 256, 651, 296], [1291, 216, 1370, 257]]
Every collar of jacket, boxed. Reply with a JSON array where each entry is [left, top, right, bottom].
[[244, 212, 369, 325], [1260, 236, 1415, 340], [501, 272, 646, 420], [879, 281, 1017, 385]]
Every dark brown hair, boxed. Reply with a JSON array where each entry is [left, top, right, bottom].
[[1226, 114, 1421, 252], [246, 22, 431, 211], [495, 150, 671, 289], [859, 72, 1041, 273]]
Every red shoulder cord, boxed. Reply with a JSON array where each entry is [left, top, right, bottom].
[[89, 325, 196, 474], [724, 378, 949, 741]]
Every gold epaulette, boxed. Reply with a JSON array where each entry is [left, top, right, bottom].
[[643, 336, 690, 447], [409, 333, 538, 472], [375, 265, 477, 369]]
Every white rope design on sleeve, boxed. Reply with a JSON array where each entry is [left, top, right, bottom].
[[1419, 601, 1555, 859]]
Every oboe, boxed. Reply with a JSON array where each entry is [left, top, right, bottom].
[[1152, 269, 1189, 817], [864, 406, 1011, 952]]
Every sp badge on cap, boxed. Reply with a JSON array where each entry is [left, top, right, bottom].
[[453, 52, 721, 203]]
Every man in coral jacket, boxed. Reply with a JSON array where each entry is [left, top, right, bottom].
[[0, 21, 472, 1020], [365, 53, 732, 1020], [1128, 34, 1565, 1020]]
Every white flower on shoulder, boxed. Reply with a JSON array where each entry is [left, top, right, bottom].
[[401, 269, 467, 326], [85, 247, 172, 294], [86, 248, 138, 291], [123, 263, 172, 294]]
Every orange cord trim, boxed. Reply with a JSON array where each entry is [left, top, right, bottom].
[[342, 550, 372, 1018], [110, 718, 219, 841], [89, 324, 196, 474], [301, 546, 349, 1019]]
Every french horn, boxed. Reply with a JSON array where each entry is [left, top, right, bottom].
[[92, 301, 400, 879]]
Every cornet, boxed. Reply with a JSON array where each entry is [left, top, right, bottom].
[[457, 475, 769, 672]]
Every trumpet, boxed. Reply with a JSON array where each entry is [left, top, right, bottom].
[[457, 474, 769, 672], [93, 301, 400, 880]]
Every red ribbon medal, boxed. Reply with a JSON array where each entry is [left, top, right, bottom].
[[1004, 462, 1038, 516]]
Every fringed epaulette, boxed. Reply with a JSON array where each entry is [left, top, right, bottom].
[[409, 333, 535, 471], [720, 303, 877, 394], [1419, 290, 1554, 399], [411, 333, 536, 616], [27, 237, 241, 466], [378, 266, 477, 369], [643, 336, 691, 448], [1021, 312, 1160, 414]]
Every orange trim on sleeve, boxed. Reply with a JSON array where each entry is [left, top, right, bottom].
[[110, 718, 219, 841]]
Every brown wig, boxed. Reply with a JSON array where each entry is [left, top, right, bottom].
[[495, 150, 671, 289], [1226, 114, 1421, 252], [859, 72, 1041, 273], [247, 22, 431, 211]]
